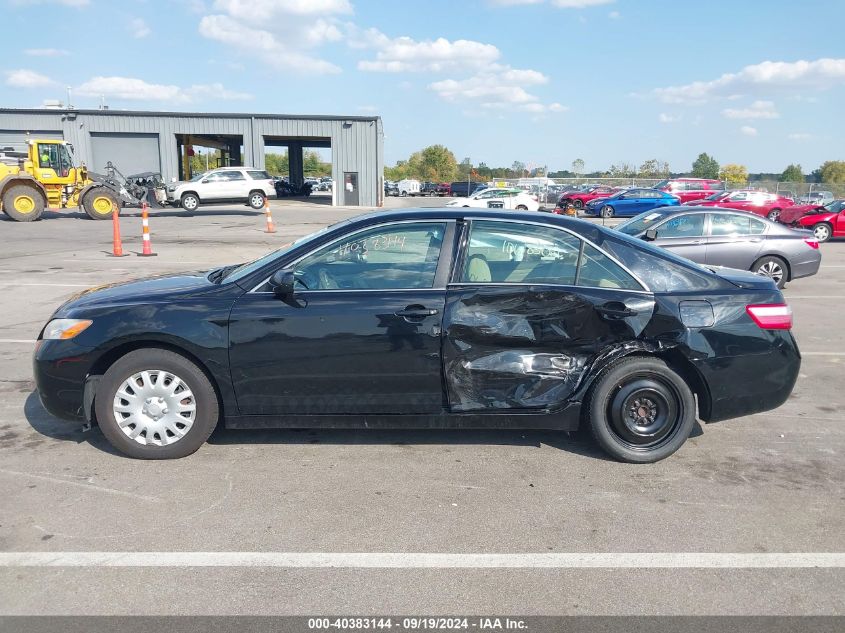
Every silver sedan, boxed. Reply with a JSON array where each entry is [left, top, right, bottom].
[[615, 206, 822, 288]]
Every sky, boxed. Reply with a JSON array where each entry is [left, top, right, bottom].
[[2, 0, 844, 174]]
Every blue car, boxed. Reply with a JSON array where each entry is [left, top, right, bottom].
[[584, 188, 680, 218]]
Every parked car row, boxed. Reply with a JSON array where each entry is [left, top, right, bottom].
[[385, 179, 487, 198]]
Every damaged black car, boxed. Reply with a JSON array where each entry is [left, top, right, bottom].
[[34, 209, 800, 462]]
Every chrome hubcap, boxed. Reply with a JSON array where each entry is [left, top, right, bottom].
[[251, 194, 263, 206], [815, 225, 830, 240], [758, 262, 783, 282], [184, 197, 197, 209], [113, 370, 196, 446]]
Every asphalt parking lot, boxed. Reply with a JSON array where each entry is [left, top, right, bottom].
[[0, 198, 842, 616]]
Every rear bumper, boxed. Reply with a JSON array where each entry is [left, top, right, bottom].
[[694, 331, 800, 422], [790, 251, 822, 280]]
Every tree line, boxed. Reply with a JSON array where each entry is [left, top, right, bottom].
[[383, 144, 845, 186], [188, 148, 332, 178]]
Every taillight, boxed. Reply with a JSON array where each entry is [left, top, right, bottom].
[[804, 238, 819, 249], [746, 304, 792, 330]]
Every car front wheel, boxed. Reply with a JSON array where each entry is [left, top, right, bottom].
[[813, 222, 832, 243], [586, 357, 696, 463], [752, 255, 787, 289], [181, 193, 200, 211], [573, 199, 583, 209], [767, 209, 781, 221], [600, 205, 614, 218], [94, 348, 219, 459]]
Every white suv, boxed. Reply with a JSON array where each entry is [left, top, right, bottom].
[[166, 167, 275, 211]]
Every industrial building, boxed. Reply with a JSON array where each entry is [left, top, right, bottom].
[[0, 108, 384, 206]]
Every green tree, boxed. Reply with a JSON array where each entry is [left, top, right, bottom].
[[264, 150, 289, 176], [608, 162, 635, 178], [571, 158, 585, 176], [413, 144, 458, 182], [511, 161, 526, 178], [639, 159, 670, 179], [303, 149, 331, 177], [819, 160, 845, 184], [720, 163, 749, 186], [692, 152, 720, 179], [780, 163, 804, 183]]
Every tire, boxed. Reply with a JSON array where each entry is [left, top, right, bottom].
[[585, 357, 696, 463], [573, 199, 584, 209], [600, 205, 614, 218], [400, 191, 408, 197], [94, 348, 219, 460], [82, 188, 118, 220], [752, 255, 788, 289], [813, 222, 832, 243], [248, 191, 266, 209], [2, 184, 45, 222], [767, 209, 781, 221], [181, 193, 200, 211], [516, 204, 528, 210]]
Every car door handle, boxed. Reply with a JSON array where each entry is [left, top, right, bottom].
[[395, 307, 439, 318], [595, 304, 638, 319]]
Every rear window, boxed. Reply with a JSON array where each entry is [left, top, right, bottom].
[[247, 170, 271, 180]]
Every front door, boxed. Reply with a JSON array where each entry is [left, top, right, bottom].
[[229, 221, 454, 415], [651, 213, 707, 263], [444, 220, 655, 412]]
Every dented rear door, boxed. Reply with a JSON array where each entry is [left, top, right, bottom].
[[443, 219, 655, 413]]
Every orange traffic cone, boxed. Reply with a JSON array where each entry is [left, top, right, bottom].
[[264, 199, 276, 233], [139, 202, 157, 257], [109, 203, 128, 257]]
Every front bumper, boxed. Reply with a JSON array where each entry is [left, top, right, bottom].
[[33, 339, 96, 422]]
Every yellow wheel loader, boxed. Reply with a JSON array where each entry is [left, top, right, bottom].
[[0, 139, 162, 222]]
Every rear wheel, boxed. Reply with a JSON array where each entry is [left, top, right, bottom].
[[94, 348, 219, 460], [2, 184, 45, 222], [813, 222, 832, 243], [752, 255, 787, 289], [516, 204, 528, 210], [600, 205, 614, 218], [586, 357, 696, 463], [573, 199, 584, 209], [248, 191, 266, 209], [767, 209, 781, 221], [82, 188, 118, 220]]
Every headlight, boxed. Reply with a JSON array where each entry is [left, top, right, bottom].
[[42, 319, 93, 340], [167, 186, 176, 192]]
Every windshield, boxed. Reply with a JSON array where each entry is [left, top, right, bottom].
[[190, 172, 206, 182], [615, 209, 677, 235], [221, 223, 342, 284], [703, 192, 725, 201], [653, 179, 671, 189]]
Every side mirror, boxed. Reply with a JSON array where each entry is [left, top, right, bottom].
[[201, 179, 209, 184], [269, 270, 295, 296], [644, 228, 658, 241]]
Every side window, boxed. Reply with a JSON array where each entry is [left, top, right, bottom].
[[222, 171, 246, 181], [656, 214, 705, 238], [462, 221, 580, 285], [294, 222, 446, 290], [204, 172, 223, 182], [247, 170, 271, 180], [37, 144, 59, 170], [728, 192, 748, 202], [578, 243, 642, 290], [710, 213, 764, 236]]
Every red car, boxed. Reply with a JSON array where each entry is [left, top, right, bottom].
[[653, 178, 725, 204], [694, 190, 795, 221], [788, 200, 845, 243], [557, 185, 616, 210]]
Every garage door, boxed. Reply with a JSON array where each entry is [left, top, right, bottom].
[[90, 133, 160, 176], [0, 130, 63, 152]]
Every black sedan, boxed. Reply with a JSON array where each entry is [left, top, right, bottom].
[[34, 209, 800, 463]]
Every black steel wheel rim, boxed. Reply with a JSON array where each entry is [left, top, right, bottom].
[[607, 373, 683, 450]]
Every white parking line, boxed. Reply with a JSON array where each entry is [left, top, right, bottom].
[[0, 339, 35, 344], [802, 352, 845, 356], [0, 552, 842, 568], [0, 283, 90, 287]]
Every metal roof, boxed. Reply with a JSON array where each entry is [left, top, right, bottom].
[[0, 108, 380, 123]]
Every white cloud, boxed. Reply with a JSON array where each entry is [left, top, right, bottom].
[[130, 17, 151, 39], [429, 67, 564, 113], [740, 125, 758, 137], [654, 58, 845, 104], [76, 76, 251, 103], [721, 100, 779, 119], [658, 113, 681, 123], [788, 132, 812, 141], [608, 10, 620, 18], [5, 69, 55, 88], [198, 0, 349, 74], [24, 48, 69, 57], [355, 31, 500, 73]]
